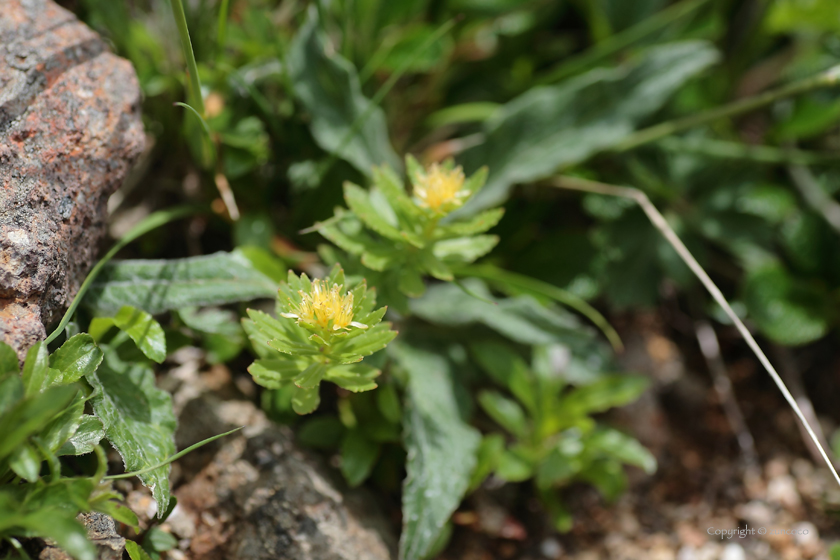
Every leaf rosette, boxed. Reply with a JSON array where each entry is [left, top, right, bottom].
[[243, 264, 397, 414], [314, 155, 502, 298]]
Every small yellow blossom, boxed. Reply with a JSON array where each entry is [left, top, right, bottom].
[[413, 163, 468, 213], [282, 279, 367, 331]]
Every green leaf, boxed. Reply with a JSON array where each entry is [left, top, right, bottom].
[[436, 208, 505, 238], [0, 341, 18, 375], [376, 382, 402, 423], [561, 375, 650, 416], [0, 384, 77, 461], [287, 8, 400, 176], [297, 416, 345, 449], [398, 267, 426, 297], [587, 427, 657, 474], [93, 498, 140, 529], [248, 358, 309, 389], [21, 342, 50, 396], [86, 360, 177, 516], [392, 342, 481, 560], [743, 265, 831, 346], [477, 391, 528, 438], [579, 459, 627, 501], [9, 443, 42, 482], [49, 334, 104, 386], [433, 235, 499, 263], [459, 40, 719, 210], [411, 280, 591, 347], [17, 510, 96, 560], [496, 449, 534, 482], [113, 306, 167, 363], [83, 250, 277, 315], [292, 386, 321, 415], [58, 415, 105, 456], [345, 183, 420, 246], [126, 541, 153, 560], [144, 526, 178, 552], [330, 323, 397, 362], [340, 429, 380, 487], [42, 390, 85, 453], [293, 362, 327, 389], [325, 363, 380, 392], [469, 433, 505, 491]]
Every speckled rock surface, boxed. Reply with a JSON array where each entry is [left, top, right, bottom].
[[174, 395, 397, 560], [0, 0, 144, 359], [36, 512, 125, 560]]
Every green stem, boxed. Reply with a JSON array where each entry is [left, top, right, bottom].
[[170, 0, 205, 115], [659, 136, 840, 166], [104, 427, 242, 480], [538, 0, 711, 85], [217, 0, 231, 60], [614, 64, 840, 152]]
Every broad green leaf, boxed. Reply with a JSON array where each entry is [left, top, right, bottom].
[[411, 280, 591, 347], [113, 306, 167, 363], [21, 342, 50, 396], [392, 342, 481, 560], [0, 384, 77, 461], [477, 390, 528, 438], [83, 250, 277, 315], [743, 265, 831, 346], [86, 360, 177, 515], [58, 415, 105, 456], [340, 429, 380, 487], [49, 334, 104, 386], [287, 8, 400, 176], [459, 40, 719, 210], [0, 341, 18, 375], [586, 427, 657, 474], [42, 390, 85, 453], [0, 373, 24, 416]]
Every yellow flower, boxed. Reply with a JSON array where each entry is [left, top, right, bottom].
[[282, 279, 367, 331], [413, 163, 468, 213]]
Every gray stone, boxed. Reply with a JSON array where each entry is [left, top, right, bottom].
[[0, 0, 145, 360]]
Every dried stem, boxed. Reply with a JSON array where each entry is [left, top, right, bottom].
[[549, 175, 840, 488]]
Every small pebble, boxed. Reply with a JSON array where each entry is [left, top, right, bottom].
[[540, 537, 563, 559], [720, 543, 746, 560]]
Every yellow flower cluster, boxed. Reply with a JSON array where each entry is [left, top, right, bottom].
[[282, 279, 367, 331], [413, 163, 467, 213]]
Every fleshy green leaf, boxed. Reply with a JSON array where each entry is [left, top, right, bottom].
[[292, 386, 321, 415], [436, 208, 505, 239], [126, 541, 153, 560], [287, 7, 400, 176], [340, 429, 380, 487], [477, 390, 528, 438], [113, 306, 167, 363], [325, 363, 380, 392], [392, 342, 481, 560], [0, 341, 18, 375], [84, 250, 277, 315], [248, 358, 309, 389], [586, 427, 657, 474], [49, 334, 104, 386], [293, 362, 327, 389], [86, 360, 177, 515], [560, 375, 650, 416], [433, 235, 499, 263], [345, 183, 419, 245]]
